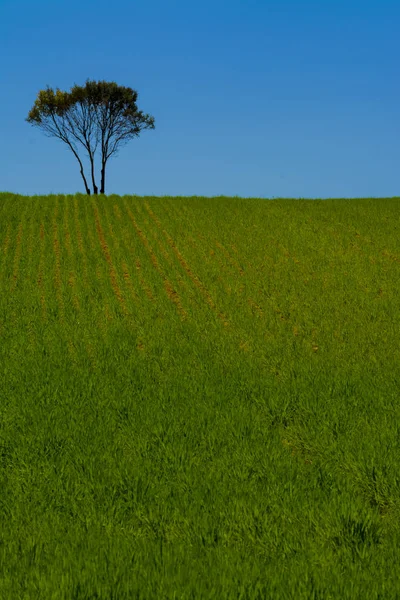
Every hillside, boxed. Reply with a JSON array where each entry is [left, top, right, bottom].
[[0, 192, 400, 598]]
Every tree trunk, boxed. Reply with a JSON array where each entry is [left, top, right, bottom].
[[100, 161, 106, 194], [89, 152, 98, 195], [66, 139, 91, 195], [79, 164, 91, 195]]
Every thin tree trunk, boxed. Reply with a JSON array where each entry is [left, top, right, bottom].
[[66, 139, 91, 195], [89, 152, 98, 195], [100, 161, 106, 194], [80, 165, 91, 195]]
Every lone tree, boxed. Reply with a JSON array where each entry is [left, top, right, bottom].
[[26, 79, 155, 195]]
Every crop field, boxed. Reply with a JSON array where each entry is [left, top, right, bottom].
[[0, 191, 400, 598]]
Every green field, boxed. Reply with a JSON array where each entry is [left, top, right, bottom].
[[1, 192, 400, 598]]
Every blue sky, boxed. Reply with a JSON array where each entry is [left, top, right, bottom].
[[1, 0, 399, 199]]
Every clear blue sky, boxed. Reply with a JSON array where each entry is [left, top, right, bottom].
[[1, 0, 399, 199]]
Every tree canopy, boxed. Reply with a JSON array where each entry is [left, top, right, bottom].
[[26, 79, 155, 195]]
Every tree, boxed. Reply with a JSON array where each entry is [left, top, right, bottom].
[[26, 79, 155, 195]]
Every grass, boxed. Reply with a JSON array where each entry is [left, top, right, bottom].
[[0, 191, 399, 599]]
